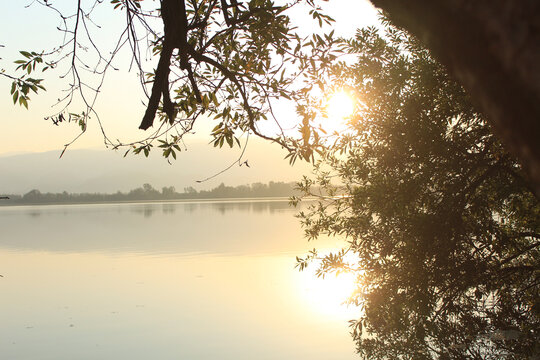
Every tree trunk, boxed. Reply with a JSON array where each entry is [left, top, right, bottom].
[[370, 0, 540, 196]]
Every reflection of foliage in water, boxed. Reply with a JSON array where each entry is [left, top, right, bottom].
[[128, 199, 288, 217], [0, 200, 305, 256]]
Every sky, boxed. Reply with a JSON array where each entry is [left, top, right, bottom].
[[0, 0, 380, 157], [0, 4, 379, 353]]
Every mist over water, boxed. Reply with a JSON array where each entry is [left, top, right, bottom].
[[0, 200, 357, 360]]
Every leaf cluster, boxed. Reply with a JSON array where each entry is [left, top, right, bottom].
[[8, 51, 49, 108]]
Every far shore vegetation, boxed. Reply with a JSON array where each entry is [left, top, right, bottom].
[[0, 181, 300, 206]]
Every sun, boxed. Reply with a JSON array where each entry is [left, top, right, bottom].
[[327, 90, 355, 120], [321, 90, 355, 134]]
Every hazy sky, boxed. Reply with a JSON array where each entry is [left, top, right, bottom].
[[0, 0, 379, 156]]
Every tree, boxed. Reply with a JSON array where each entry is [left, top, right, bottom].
[[161, 185, 177, 197], [1, 0, 335, 161], [4, 1, 539, 194], [368, 0, 540, 196], [293, 24, 539, 359]]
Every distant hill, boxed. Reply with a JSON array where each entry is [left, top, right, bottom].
[[0, 139, 311, 195]]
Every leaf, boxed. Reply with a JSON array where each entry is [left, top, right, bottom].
[[20, 96, 28, 109]]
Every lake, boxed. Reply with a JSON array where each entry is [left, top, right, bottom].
[[0, 199, 359, 359]]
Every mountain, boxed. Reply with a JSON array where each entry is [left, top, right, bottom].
[[0, 139, 311, 195]]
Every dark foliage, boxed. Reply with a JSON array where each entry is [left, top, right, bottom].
[[294, 24, 540, 359]]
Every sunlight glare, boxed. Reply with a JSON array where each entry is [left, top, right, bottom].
[[322, 90, 355, 135], [298, 268, 358, 319], [327, 91, 354, 120]]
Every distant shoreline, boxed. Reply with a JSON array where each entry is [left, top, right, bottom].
[[0, 196, 304, 208], [0, 181, 308, 207]]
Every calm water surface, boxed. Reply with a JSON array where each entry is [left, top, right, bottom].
[[0, 200, 358, 359]]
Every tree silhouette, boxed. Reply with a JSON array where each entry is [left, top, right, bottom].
[[294, 24, 539, 359]]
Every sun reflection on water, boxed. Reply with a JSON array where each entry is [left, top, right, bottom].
[[298, 266, 359, 319]]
